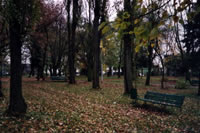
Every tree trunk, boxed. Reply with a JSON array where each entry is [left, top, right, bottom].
[[0, 76, 3, 97], [92, 0, 101, 89], [0, 56, 3, 97], [118, 40, 122, 78], [41, 27, 50, 81], [52, 67, 57, 76], [69, 0, 79, 84], [185, 68, 191, 83], [161, 60, 165, 89], [49, 66, 53, 76], [58, 68, 62, 76], [87, 0, 93, 82], [87, 61, 93, 82], [107, 66, 112, 77], [154, 38, 165, 89], [145, 44, 153, 86], [123, 0, 133, 94], [7, 10, 27, 115], [0, 79, 3, 97], [198, 71, 200, 96], [87, 43, 93, 82], [45, 65, 48, 76]]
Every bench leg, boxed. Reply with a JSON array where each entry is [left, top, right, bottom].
[[180, 107, 182, 112], [161, 104, 166, 110], [132, 99, 137, 104]]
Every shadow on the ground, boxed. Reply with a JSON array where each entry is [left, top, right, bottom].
[[131, 102, 172, 115]]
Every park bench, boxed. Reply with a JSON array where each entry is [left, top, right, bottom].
[[50, 76, 66, 81], [191, 80, 199, 86], [136, 91, 185, 110]]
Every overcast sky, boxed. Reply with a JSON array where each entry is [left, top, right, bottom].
[[53, 0, 122, 21]]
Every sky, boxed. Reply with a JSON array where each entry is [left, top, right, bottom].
[[53, 0, 121, 21]]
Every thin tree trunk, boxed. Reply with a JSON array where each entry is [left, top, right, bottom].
[[107, 66, 112, 77], [7, 8, 27, 115], [53, 67, 57, 76], [41, 27, 50, 80], [49, 66, 53, 76], [198, 71, 200, 96], [185, 68, 191, 83], [161, 59, 165, 89], [145, 44, 153, 86], [29, 61, 35, 77], [0, 56, 3, 97], [0, 78, 3, 97], [155, 38, 165, 89], [45, 65, 48, 76], [0, 76, 3, 97], [118, 40, 123, 78]]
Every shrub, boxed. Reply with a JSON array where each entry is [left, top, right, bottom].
[[175, 79, 190, 89]]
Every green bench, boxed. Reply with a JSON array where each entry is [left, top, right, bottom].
[[50, 76, 66, 81], [191, 80, 199, 86], [136, 91, 185, 110]]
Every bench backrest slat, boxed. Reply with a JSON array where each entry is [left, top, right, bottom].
[[51, 76, 66, 80], [144, 91, 185, 107]]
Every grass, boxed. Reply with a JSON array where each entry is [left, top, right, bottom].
[[0, 76, 200, 132]]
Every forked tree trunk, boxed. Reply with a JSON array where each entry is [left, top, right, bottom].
[[7, 5, 27, 115]]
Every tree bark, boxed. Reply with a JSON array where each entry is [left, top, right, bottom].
[[145, 44, 153, 86], [69, 0, 79, 84], [7, 3, 27, 115], [0, 79, 3, 97], [123, 0, 133, 94], [198, 71, 200, 96], [160, 58, 165, 89], [118, 40, 123, 78], [107, 66, 112, 77], [0, 56, 3, 97], [87, 59, 93, 82], [155, 39, 165, 89], [87, 0, 93, 82], [92, 0, 101, 89], [52, 67, 57, 76]]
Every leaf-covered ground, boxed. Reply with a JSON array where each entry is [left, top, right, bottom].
[[0, 76, 200, 132]]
